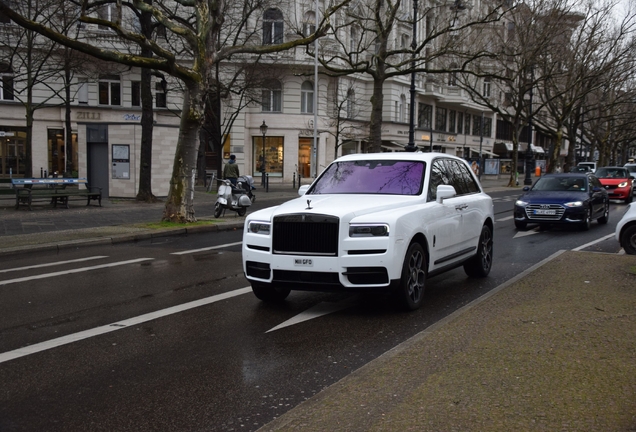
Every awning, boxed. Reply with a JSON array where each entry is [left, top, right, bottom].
[[381, 141, 405, 150], [531, 145, 545, 153], [469, 148, 499, 157]]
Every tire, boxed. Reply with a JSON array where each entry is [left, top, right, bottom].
[[580, 207, 591, 231], [597, 201, 609, 225], [237, 207, 247, 216], [514, 220, 527, 230], [621, 225, 636, 255], [464, 225, 493, 278], [214, 203, 223, 218], [251, 282, 291, 301], [626, 193, 633, 204], [395, 243, 427, 311]]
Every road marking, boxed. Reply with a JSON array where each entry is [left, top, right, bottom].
[[266, 297, 358, 333], [0, 287, 252, 364], [0, 258, 154, 286], [573, 233, 615, 251], [496, 216, 514, 222], [171, 241, 243, 255], [513, 227, 540, 238], [0, 256, 108, 274]]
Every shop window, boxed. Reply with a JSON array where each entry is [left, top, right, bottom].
[[418, 103, 432, 129], [47, 129, 65, 175], [155, 81, 166, 107], [132, 81, 141, 106], [253, 135, 284, 177], [98, 74, 121, 105]]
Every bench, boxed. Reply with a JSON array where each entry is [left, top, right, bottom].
[[11, 178, 102, 210]]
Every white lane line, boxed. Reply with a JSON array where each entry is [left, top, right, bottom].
[[573, 233, 615, 251], [0, 256, 109, 274], [0, 258, 154, 286], [0, 287, 252, 364], [496, 216, 514, 222], [171, 241, 243, 255], [266, 297, 358, 333]]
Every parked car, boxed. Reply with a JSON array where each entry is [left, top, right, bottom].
[[514, 173, 609, 230], [624, 163, 636, 188], [242, 152, 495, 311], [594, 166, 634, 203], [570, 165, 591, 173], [615, 203, 636, 255], [577, 162, 597, 173]]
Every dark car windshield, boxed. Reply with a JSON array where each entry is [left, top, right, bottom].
[[595, 168, 629, 179], [309, 160, 425, 195], [532, 176, 587, 192]]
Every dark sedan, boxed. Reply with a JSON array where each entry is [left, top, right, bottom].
[[514, 173, 609, 230]]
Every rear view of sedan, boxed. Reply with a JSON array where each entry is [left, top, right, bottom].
[[514, 173, 609, 230], [595, 166, 634, 203]]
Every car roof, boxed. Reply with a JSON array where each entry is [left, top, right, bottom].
[[542, 173, 589, 178], [334, 151, 461, 163]]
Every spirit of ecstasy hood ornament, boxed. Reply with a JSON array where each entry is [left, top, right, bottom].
[[306, 199, 313, 210]]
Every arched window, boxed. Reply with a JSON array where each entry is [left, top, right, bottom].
[[301, 81, 314, 114], [346, 88, 355, 119], [303, 11, 316, 36], [263, 9, 283, 45], [262, 79, 282, 112], [0, 63, 14, 101], [483, 77, 491, 98]]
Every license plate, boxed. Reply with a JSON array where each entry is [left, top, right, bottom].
[[534, 209, 556, 215], [294, 258, 313, 267]]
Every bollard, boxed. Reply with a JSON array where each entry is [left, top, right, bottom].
[[265, 173, 269, 192], [40, 167, 43, 178], [292, 172, 296, 190], [535, 166, 541, 177]]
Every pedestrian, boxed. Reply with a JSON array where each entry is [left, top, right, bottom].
[[223, 154, 240, 186]]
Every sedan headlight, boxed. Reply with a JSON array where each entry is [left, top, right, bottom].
[[564, 201, 583, 207], [618, 181, 628, 188], [349, 223, 389, 237], [515, 200, 528, 207], [248, 221, 271, 235]]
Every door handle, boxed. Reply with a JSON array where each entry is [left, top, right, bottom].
[[455, 204, 468, 210]]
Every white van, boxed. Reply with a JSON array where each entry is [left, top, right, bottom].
[[577, 162, 597, 173]]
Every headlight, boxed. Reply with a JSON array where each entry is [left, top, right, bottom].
[[618, 181, 628, 188], [349, 224, 389, 237], [248, 221, 270, 235], [564, 201, 583, 207], [515, 200, 528, 206]]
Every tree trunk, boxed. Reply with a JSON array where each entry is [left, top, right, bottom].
[[368, 77, 385, 153], [162, 80, 204, 222], [137, 65, 156, 202]]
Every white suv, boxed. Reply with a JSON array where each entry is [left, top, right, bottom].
[[242, 152, 495, 310]]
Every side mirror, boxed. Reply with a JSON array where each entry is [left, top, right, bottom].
[[436, 185, 457, 203], [523, 186, 530, 192], [298, 185, 310, 196]]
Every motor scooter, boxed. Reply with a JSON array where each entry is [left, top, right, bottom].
[[214, 178, 252, 218]]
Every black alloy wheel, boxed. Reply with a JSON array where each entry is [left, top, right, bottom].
[[396, 242, 427, 311], [464, 224, 493, 278]]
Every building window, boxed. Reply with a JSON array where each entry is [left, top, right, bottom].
[[262, 79, 282, 112], [483, 77, 491, 98], [303, 12, 316, 36], [457, 112, 464, 134], [301, 81, 314, 114], [263, 8, 283, 45], [155, 81, 166, 107], [418, 103, 432, 129], [0, 63, 14, 101], [483, 117, 492, 137], [346, 88, 355, 119], [97, 4, 121, 30], [131, 81, 140, 106], [98, 74, 121, 106], [472, 114, 482, 136], [399, 95, 407, 123], [77, 78, 88, 104], [253, 135, 284, 177], [465, 114, 471, 136], [449, 110, 456, 133], [448, 64, 458, 86], [435, 107, 447, 131]]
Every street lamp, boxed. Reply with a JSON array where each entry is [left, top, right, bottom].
[[524, 67, 534, 186], [405, 0, 419, 152], [260, 120, 268, 187]]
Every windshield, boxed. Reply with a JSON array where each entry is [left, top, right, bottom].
[[595, 168, 629, 179], [309, 160, 425, 195], [532, 176, 587, 192]]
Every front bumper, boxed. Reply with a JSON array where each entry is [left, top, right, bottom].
[[514, 204, 587, 225]]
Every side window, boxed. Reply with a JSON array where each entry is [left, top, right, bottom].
[[428, 159, 451, 201], [450, 160, 479, 195]]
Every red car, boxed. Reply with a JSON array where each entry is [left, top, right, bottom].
[[595, 167, 634, 203]]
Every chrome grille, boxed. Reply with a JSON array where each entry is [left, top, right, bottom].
[[525, 204, 565, 221], [273, 214, 339, 256]]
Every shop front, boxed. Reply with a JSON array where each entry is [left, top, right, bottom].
[[0, 127, 26, 178]]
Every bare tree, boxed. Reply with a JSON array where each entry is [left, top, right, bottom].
[[0, 0, 335, 222]]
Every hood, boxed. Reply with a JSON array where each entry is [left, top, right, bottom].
[[249, 194, 417, 221], [519, 190, 589, 204], [598, 178, 629, 186]]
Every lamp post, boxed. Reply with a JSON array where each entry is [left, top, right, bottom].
[[260, 120, 268, 187], [405, 0, 419, 153], [524, 67, 534, 186]]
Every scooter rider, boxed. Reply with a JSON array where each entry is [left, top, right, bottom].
[[223, 154, 240, 186]]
